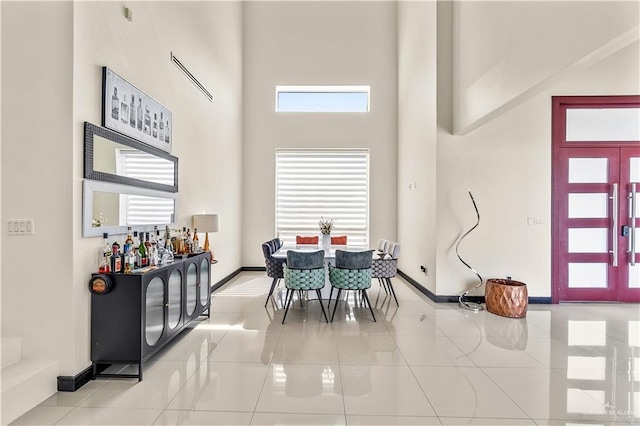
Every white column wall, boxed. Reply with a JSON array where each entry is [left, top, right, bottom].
[[242, 1, 398, 266]]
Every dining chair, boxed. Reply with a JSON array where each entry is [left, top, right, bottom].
[[376, 238, 389, 255], [330, 235, 348, 245], [372, 242, 401, 306], [328, 249, 375, 322], [282, 249, 329, 324], [296, 235, 319, 244], [262, 238, 284, 307]]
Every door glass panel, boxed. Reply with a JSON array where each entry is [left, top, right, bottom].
[[145, 277, 164, 346], [200, 260, 209, 306], [566, 356, 606, 380], [186, 263, 197, 315], [568, 320, 606, 346], [629, 263, 640, 288], [568, 158, 608, 183], [568, 263, 608, 288], [631, 158, 640, 182], [168, 270, 182, 329], [566, 108, 640, 141], [568, 228, 608, 253], [568, 193, 608, 218]]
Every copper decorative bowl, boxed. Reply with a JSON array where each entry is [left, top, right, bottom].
[[485, 278, 528, 318]]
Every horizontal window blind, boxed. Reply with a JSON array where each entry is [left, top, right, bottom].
[[276, 150, 369, 247], [117, 150, 175, 225]]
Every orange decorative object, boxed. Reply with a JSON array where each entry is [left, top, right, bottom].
[[330, 235, 347, 245], [485, 279, 528, 318], [296, 236, 319, 244]]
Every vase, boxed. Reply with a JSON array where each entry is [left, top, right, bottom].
[[322, 233, 331, 250]]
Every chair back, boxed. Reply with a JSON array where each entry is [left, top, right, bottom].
[[376, 238, 388, 253], [387, 242, 401, 259], [262, 238, 282, 259], [335, 249, 373, 270], [331, 235, 348, 245], [262, 238, 284, 278], [296, 235, 319, 245], [287, 250, 324, 270]]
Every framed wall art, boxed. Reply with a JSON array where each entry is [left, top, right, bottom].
[[102, 67, 172, 153]]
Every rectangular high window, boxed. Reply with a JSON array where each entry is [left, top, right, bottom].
[[276, 86, 370, 112], [276, 150, 369, 246]]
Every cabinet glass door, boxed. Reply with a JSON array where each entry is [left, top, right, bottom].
[[186, 263, 197, 315], [168, 269, 182, 330], [200, 259, 210, 307], [145, 276, 165, 346]]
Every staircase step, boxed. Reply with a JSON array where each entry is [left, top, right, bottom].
[[1, 336, 22, 369], [1, 359, 59, 425]]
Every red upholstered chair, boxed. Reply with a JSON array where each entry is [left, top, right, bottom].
[[296, 235, 319, 245], [331, 235, 348, 245]]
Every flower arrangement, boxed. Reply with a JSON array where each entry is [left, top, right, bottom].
[[319, 217, 335, 235], [92, 212, 108, 228]]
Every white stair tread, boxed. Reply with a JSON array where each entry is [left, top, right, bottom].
[[1, 359, 58, 392]]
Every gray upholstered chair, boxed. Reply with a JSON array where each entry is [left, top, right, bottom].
[[328, 249, 375, 322], [282, 250, 328, 324], [262, 238, 284, 307], [372, 242, 401, 306]]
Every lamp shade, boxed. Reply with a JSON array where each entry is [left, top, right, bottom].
[[192, 214, 220, 232]]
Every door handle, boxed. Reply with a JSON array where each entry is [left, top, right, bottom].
[[610, 183, 619, 267], [630, 183, 637, 266]]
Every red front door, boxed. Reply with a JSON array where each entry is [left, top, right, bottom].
[[552, 96, 640, 303]]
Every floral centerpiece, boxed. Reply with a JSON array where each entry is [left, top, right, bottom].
[[319, 217, 335, 235]]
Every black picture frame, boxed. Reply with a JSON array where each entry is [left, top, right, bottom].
[[84, 122, 178, 192], [102, 67, 173, 153]]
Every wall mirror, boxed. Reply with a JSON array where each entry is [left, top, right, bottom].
[[85, 122, 178, 192], [83, 180, 177, 237]]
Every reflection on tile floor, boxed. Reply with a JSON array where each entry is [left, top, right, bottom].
[[11, 272, 640, 425]]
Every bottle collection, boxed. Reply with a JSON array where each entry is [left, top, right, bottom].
[[111, 87, 170, 145], [97, 226, 202, 274]]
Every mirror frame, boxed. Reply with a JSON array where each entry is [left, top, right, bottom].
[[84, 121, 179, 192], [83, 180, 178, 237]]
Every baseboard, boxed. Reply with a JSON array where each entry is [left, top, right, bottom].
[[210, 267, 244, 293], [57, 365, 97, 392], [242, 266, 266, 272], [397, 270, 552, 304]]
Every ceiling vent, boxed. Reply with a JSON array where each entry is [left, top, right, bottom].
[[171, 52, 213, 102]]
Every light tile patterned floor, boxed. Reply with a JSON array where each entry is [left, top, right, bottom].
[[11, 272, 640, 425]]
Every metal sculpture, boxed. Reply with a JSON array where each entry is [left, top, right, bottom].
[[456, 190, 484, 312]]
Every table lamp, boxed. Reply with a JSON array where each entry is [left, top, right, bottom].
[[192, 214, 220, 261]]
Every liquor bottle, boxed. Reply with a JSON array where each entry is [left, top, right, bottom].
[[164, 120, 170, 143], [111, 87, 119, 120], [120, 93, 129, 124], [152, 113, 158, 138], [164, 226, 174, 262], [181, 227, 187, 254], [129, 95, 136, 128], [193, 228, 200, 252], [138, 233, 148, 267], [111, 241, 122, 273], [159, 112, 164, 141], [124, 226, 134, 254], [186, 229, 194, 254], [137, 98, 143, 131], [124, 243, 134, 274], [98, 232, 111, 273], [143, 105, 151, 135]]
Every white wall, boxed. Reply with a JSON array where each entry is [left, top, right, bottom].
[[397, 1, 438, 293], [394, 1, 640, 299], [2, 0, 74, 368], [242, 1, 398, 266], [2, 1, 243, 378], [454, 1, 639, 134]]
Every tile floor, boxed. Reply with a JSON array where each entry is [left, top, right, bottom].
[[11, 272, 640, 425]]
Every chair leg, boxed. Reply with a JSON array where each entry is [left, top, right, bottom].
[[265, 277, 280, 307], [281, 289, 294, 324], [330, 289, 342, 322], [328, 287, 334, 310], [361, 289, 376, 322], [299, 290, 304, 307], [378, 278, 388, 294], [387, 278, 399, 306], [316, 289, 329, 323]]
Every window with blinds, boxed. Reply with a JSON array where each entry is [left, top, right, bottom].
[[116, 149, 175, 225], [276, 150, 369, 247]]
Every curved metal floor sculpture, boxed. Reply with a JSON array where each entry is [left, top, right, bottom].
[[456, 190, 484, 312]]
